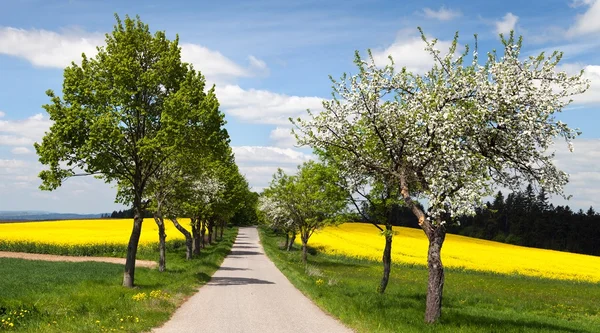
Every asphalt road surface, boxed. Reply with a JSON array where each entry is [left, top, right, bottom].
[[153, 226, 352, 333]]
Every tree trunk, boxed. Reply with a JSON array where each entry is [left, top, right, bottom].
[[378, 225, 393, 294], [153, 214, 166, 272], [301, 234, 308, 264], [123, 200, 143, 288], [170, 218, 193, 260], [200, 220, 206, 248], [219, 220, 224, 240], [287, 231, 296, 251], [284, 232, 290, 250], [207, 220, 213, 244], [425, 226, 446, 323], [191, 217, 201, 256]]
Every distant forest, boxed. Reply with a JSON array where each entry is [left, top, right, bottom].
[[383, 184, 600, 256]]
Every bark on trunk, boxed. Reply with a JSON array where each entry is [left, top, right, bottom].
[[301, 238, 308, 264], [123, 202, 143, 288], [219, 220, 224, 240], [191, 217, 201, 256], [207, 220, 213, 244], [200, 220, 206, 248], [153, 214, 167, 272], [284, 232, 290, 250], [170, 218, 193, 260], [287, 231, 296, 251], [378, 225, 393, 294], [425, 226, 446, 323]]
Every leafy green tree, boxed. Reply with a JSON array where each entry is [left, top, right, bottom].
[[35, 15, 203, 287], [293, 30, 588, 322], [262, 161, 347, 264]]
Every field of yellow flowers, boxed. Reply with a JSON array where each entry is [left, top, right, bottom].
[[307, 223, 600, 283], [0, 218, 187, 245]]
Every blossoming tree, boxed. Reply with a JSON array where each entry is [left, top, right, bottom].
[[293, 30, 589, 323]]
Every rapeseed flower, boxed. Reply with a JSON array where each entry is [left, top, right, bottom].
[[306, 223, 600, 283], [0, 218, 187, 245]]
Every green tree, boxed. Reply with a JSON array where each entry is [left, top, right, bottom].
[[262, 161, 347, 264], [35, 15, 200, 287]]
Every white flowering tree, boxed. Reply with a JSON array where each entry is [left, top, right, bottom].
[[258, 195, 297, 250], [293, 30, 589, 323]]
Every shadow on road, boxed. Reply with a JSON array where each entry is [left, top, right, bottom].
[[228, 250, 262, 256], [218, 267, 249, 271], [232, 245, 258, 249], [208, 276, 275, 286]]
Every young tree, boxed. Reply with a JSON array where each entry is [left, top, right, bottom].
[[293, 30, 588, 322], [35, 15, 205, 287], [263, 161, 347, 264]]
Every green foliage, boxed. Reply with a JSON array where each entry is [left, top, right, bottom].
[[0, 227, 237, 332], [259, 228, 600, 333]]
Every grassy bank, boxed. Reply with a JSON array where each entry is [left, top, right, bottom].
[[259, 228, 600, 333], [0, 227, 237, 332]]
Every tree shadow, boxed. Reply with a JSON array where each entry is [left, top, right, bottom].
[[232, 245, 258, 249], [218, 267, 249, 271], [228, 250, 262, 256], [208, 276, 275, 286], [444, 312, 589, 333], [234, 242, 253, 245]]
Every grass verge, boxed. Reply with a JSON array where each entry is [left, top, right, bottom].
[[0, 227, 237, 332], [259, 227, 600, 333]]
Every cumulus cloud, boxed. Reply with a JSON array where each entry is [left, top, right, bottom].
[[0, 113, 52, 148], [179, 43, 252, 85], [568, 0, 600, 36], [557, 63, 600, 105], [0, 26, 104, 68], [11, 147, 32, 155], [370, 29, 454, 74], [0, 111, 5, 118], [233, 146, 313, 164], [550, 138, 600, 209], [269, 127, 299, 148], [216, 85, 324, 125], [422, 7, 461, 21], [495, 13, 519, 35]]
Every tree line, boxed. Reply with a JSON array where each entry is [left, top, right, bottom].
[[35, 14, 255, 287]]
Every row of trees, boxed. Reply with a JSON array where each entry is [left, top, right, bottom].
[[449, 186, 600, 256], [260, 30, 589, 323], [35, 15, 253, 287]]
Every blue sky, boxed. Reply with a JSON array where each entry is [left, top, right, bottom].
[[0, 0, 599, 213]]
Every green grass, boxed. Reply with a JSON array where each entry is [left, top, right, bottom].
[[0, 227, 237, 332], [259, 227, 600, 333]]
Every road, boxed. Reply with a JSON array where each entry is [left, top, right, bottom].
[[153, 226, 352, 333]]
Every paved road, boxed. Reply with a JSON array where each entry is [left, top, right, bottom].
[[154, 226, 352, 333]]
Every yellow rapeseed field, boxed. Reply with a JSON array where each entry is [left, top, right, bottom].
[[307, 223, 600, 283], [0, 218, 187, 245]]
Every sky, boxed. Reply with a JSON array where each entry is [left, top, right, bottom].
[[0, 0, 599, 214]]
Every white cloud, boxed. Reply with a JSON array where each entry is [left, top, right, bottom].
[[11, 147, 32, 155], [0, 111, 5, 118], [370, 29, 454, 74], [558, 63, 600, 105], [179, 43, 251, 85], [568, 0, 600, 36], [269, 127, 298, 148], [422, 7, 461, 21], [233, 146, 313, 164], [0, 26, 262, 86], [551, 138, 600, 209], [0, 113, 52, 146], [248, 55, 267, 70], [217, 84, 324, 125], [495, 13, 519, 35], [237, 165, 298, 192], [0, 26, 104, 68], [0, 159, 27, 169]]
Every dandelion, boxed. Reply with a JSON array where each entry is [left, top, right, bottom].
[[132, 292, 147, 301], [316, 279, 324, 286]]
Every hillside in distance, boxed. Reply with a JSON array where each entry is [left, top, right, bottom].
[[0, 211, 104, 222]]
